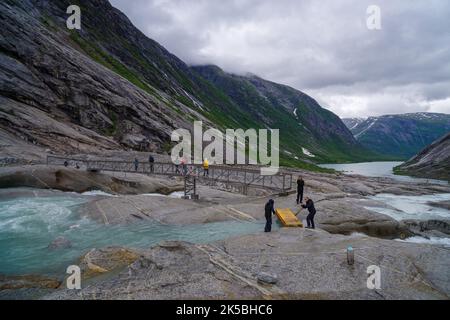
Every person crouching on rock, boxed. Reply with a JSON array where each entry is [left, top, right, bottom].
[[301, 197, 316, 229], [264, 199, 276, 232]]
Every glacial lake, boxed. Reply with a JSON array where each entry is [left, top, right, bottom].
[[318, 161, 448, 185]]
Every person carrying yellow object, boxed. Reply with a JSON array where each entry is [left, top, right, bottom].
[[203, 158, 209, 176]]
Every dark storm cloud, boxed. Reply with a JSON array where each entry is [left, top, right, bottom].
[[109, 0, 450, 118]]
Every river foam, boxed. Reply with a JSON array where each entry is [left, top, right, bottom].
[[365, 193, 450, 221], [0, 190, 266, 276]]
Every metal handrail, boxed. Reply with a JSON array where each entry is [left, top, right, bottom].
[[46, 155, 292, 191]]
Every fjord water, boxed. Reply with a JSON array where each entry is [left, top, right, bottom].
[[319, 161, 448, 185], [0, 190, 266, 276]]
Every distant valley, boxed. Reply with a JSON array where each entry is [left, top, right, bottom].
[[343, 113, 450, 160]]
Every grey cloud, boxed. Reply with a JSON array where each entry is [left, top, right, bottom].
[[109, 0, 450, 118]]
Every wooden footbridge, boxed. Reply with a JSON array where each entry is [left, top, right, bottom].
[[46, 155, 293, 196]]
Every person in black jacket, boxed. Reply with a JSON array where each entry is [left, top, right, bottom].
[[296, 176, 305, 204], [148, 154, 155, 173], [264, 199, 276, 232], [301, 197, 316, 229]]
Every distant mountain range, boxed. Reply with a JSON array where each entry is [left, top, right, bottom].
[[395, 132, 450, 181], [343, 113, 450, 159], [0, 0, 378, 171]]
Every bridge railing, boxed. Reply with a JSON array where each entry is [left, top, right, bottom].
[[46, 155, 292, 191], [0, 157, 36, 167]]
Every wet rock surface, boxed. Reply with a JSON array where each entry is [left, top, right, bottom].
[[79, 247, 140, 280], [48, 236, 72, 250], [0, 274, 61, 300], [403, 220, 450, 237], [43, 229, 450, 300], [428, 200, 450, 211]]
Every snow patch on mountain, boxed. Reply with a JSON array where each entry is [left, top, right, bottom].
[[355, 119, 378, 139], [302, 147, 315, 157]]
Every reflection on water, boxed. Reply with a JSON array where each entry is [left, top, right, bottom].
[[319, 161, 448, 185], [0, 192, 267, 276]]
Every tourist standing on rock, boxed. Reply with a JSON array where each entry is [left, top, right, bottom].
[[148, 154, 155, 173], [203, 158, 209, 176], [301, 197, 316, 229], [296, 176, 305, 204], [264, 199, 276, 232], [134, 157, 139, 172]]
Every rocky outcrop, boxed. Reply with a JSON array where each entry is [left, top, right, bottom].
[[0, 0, 206, 156], [0, 165, 183, 194], [79, 247, 140, 279], [48, 236, 72, 250], [315, 199, 412, 239], [428, 201, 450, 211], [0, 274, 61, 291], [403, 220, 450, 237], [43, 230, 450, 300], [395, 132, 450, 181]]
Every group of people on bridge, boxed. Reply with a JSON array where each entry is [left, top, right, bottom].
[[133, 155, 210, 177]]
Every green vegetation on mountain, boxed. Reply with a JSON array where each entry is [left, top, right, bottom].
[[1, 0, 380, 171], [344, 114, 450, 160]]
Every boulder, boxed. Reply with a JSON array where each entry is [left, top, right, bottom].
[[257, 272, 278, 285], [47, 236, 72, 250]]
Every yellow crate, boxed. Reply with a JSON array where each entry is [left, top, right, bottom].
[[275, 208, 303, 227]]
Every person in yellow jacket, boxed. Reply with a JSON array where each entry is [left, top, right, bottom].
[[203, 158, 209, 176]]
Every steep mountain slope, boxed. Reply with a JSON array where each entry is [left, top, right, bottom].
[[1, 0, 203, 155], [191, 66, 376, 163], [342, 118, 365, 131], [343, 113, 450, 159], [395, 132, 450, 181], [1, 0, 373, 168]]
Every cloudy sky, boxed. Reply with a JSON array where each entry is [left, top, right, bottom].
[[110, 0, 450, 118]]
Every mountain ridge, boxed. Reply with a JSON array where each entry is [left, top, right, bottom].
[[1, 0, 377, 169], [343, 113, 450, 159], [395, 132, 450, 181]]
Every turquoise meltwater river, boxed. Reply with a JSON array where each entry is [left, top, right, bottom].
[[0, 190, 267, 276]]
